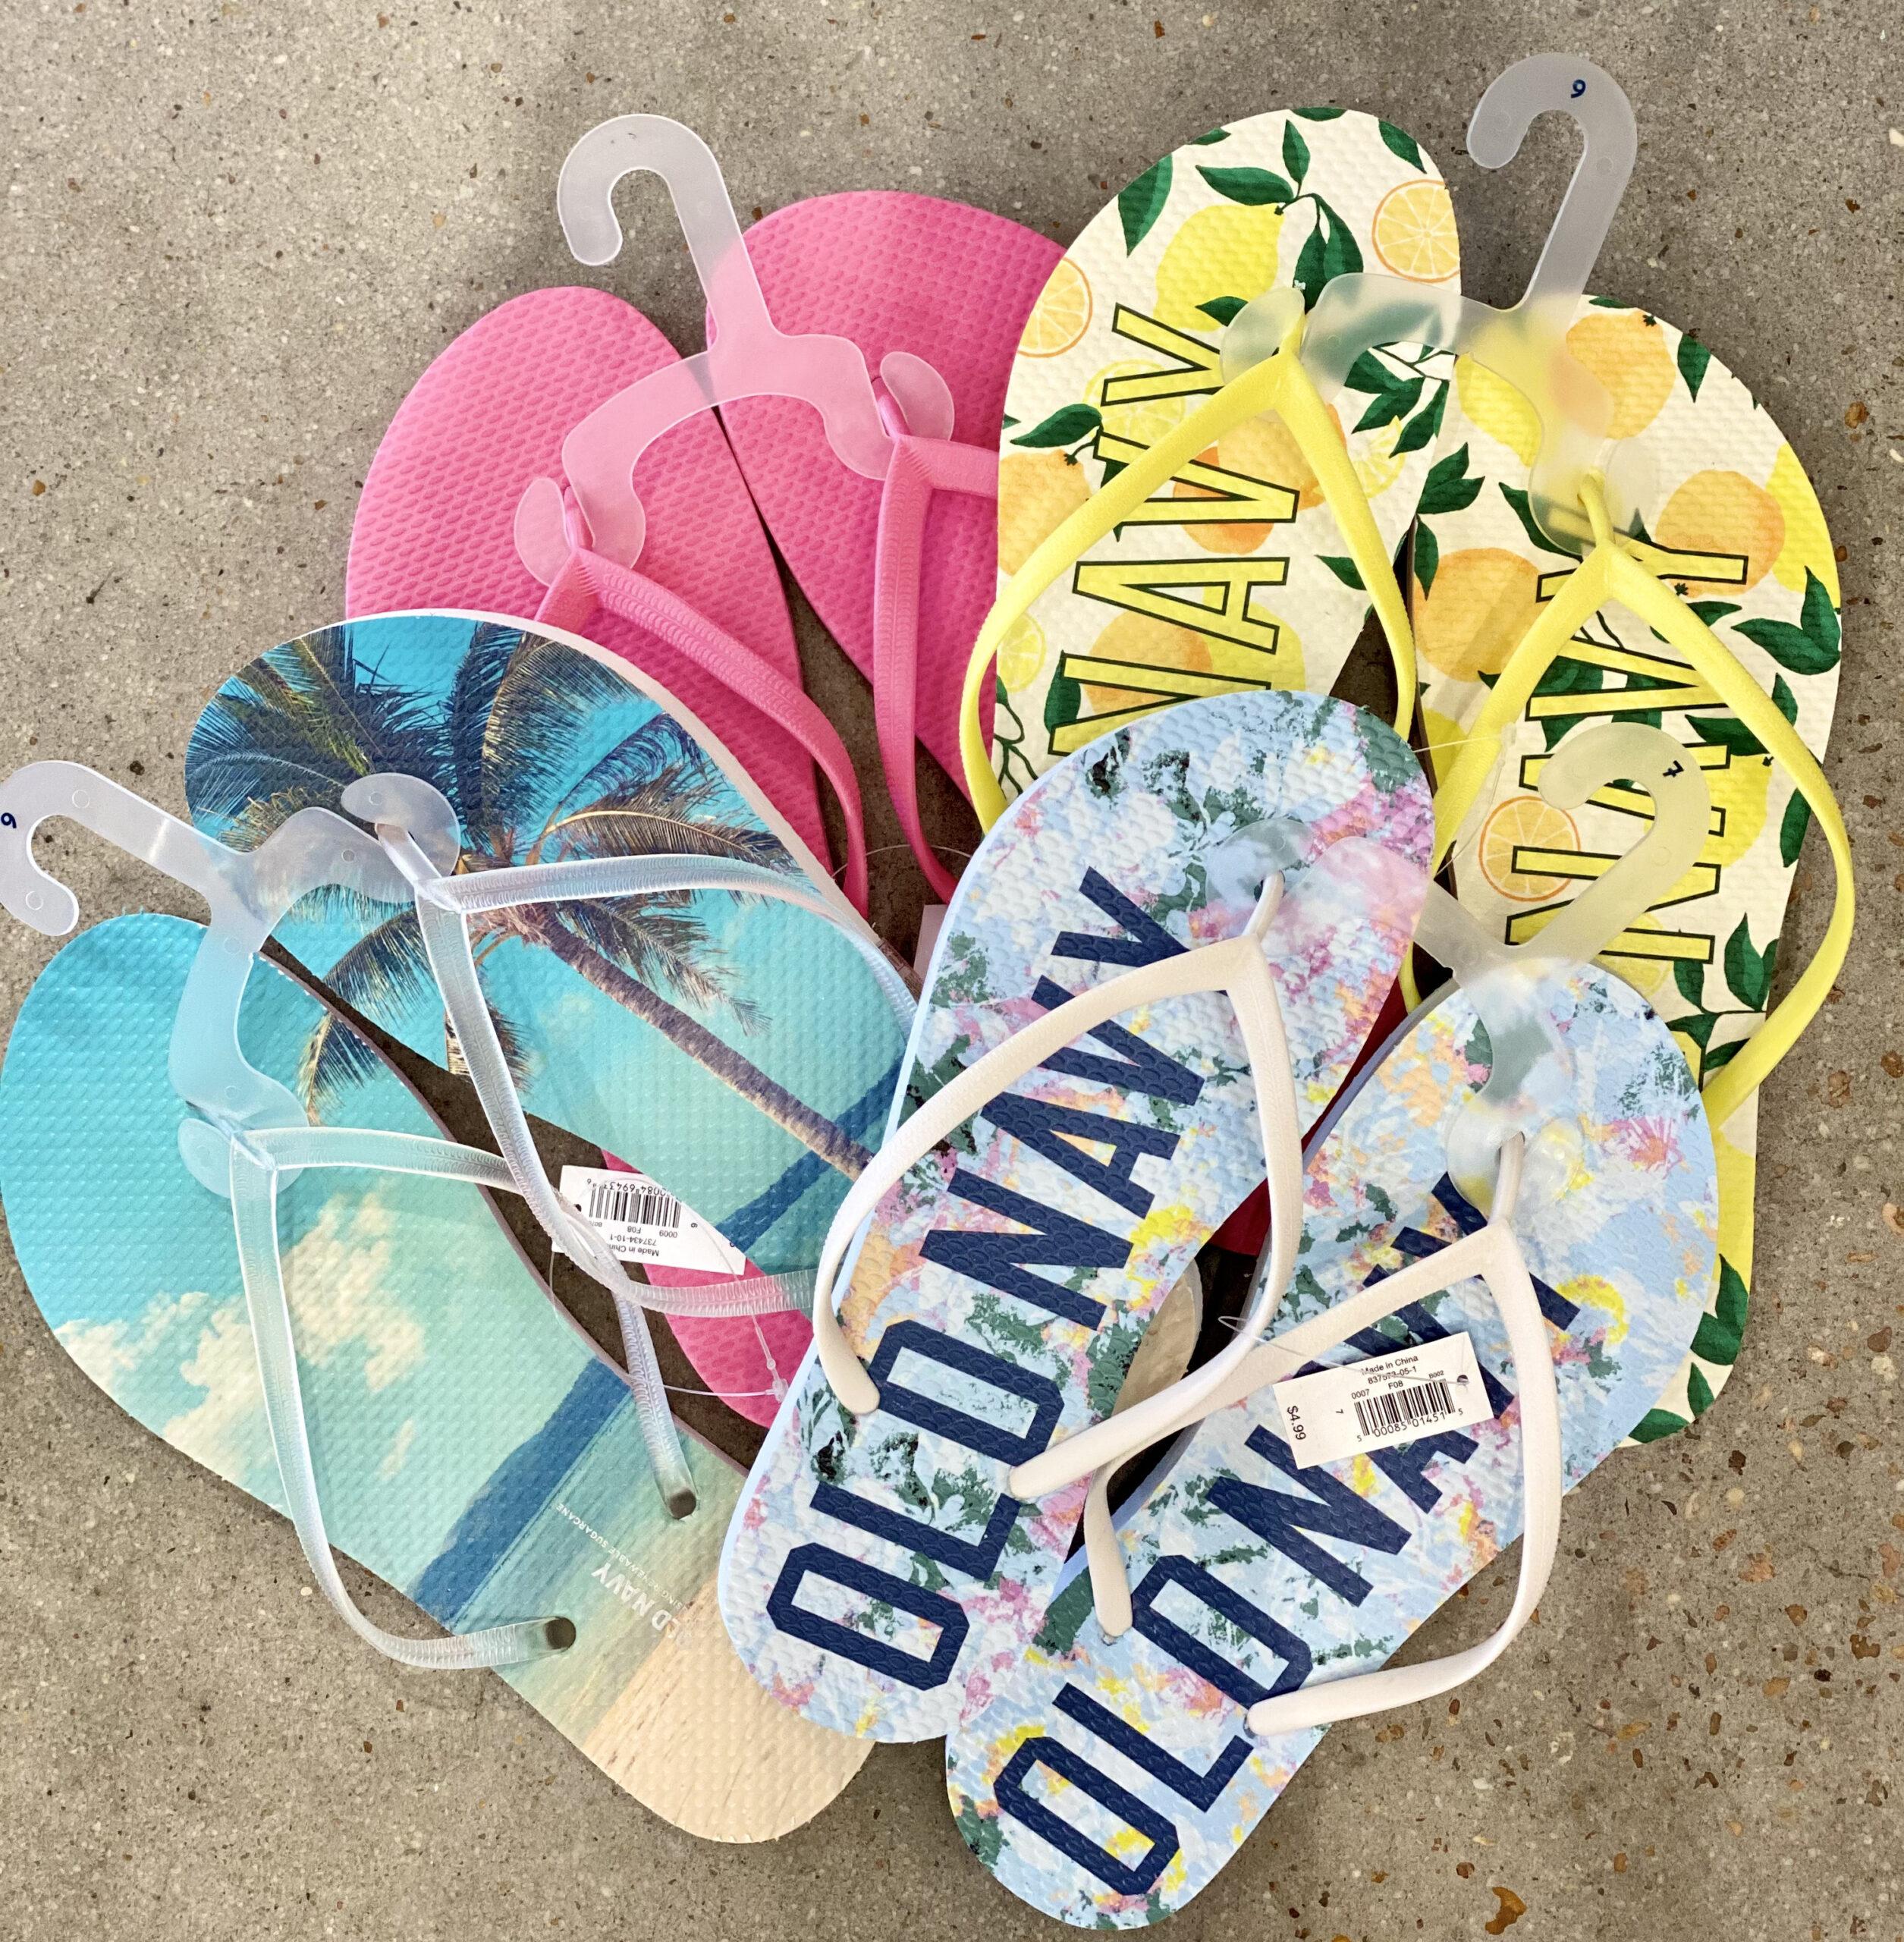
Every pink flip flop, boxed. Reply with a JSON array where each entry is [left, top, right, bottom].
[[346, 282, 869, 910], [541, 118, 1062, 900]]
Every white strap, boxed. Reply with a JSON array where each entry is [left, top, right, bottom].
[[807, 873, 1305, 1427]]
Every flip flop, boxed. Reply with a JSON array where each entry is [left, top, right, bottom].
[[345, 281, 871, 911], [0, 910, 868, 1840], [1409, 306, 1852, 1436], [542, 119, 1064, 900], [942, 945, 1717, 1922], [718, 687, 1433, 1744], [962, 105, 1459, 822], [181, 612, 913, 1455]]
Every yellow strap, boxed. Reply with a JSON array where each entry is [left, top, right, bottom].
[[1425, 475, 1853, 1124], [960, 323, 1416, 827]]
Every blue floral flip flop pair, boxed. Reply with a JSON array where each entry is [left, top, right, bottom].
[[715, 688, 1716, 1920]]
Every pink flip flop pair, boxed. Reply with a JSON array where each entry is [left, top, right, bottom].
[[346, 117, 1059, 1422]]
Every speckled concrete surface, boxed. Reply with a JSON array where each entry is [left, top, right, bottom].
[[1, 3, 1899, 1937]]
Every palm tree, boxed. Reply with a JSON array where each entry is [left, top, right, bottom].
[[188, 621, 870, 1176]]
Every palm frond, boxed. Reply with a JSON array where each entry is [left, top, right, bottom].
[[481, 636, 656, 833], [298, 1009, 391, 1115], [539, 763, 787, 869], [538, 713, 705, 834], [547, 900, 756, 1026], [441, 622, 523, 831], [319, 907, 435, 1023]]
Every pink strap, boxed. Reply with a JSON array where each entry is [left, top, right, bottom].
[[535, 547, 870, 913], [871, 435, 999, 901]]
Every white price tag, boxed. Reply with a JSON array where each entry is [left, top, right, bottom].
[[555, 1164, 749, 1275], [1272, 1332, 1494, 1469]]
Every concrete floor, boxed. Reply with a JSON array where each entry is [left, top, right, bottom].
[[2, 2, 1899, 1936]]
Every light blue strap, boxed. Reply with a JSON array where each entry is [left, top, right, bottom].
[[225, 1123, 573, 1670]]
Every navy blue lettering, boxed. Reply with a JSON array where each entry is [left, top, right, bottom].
[[1056, 1686, 1254, 1812], [1030, 976, 1206, 1105], [812, 1482, 1020, 1582], [994, 1735, 1180, 1897], [984, 1092, 1177, 1218], [922, 1172, 1125, 1328], [767, 1543, 967, 1688], [1050, 869, 1186, 969], [866, 1319, 1064, 1465], [1208, 1428, 1410, 1605], [1127, 1553, 1312, 1707]]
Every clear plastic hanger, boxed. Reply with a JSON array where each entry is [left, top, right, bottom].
[[1224, 53, 1636, 545], [514, 115, 955, 584]]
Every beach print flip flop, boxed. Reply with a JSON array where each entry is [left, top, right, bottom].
[[718, 688, 1433, 1744], [0, 908, 868, 1841], [963, 106, 1459, 823], [346, 279, 870, 909], [943, 946, 1717, 1922], [1409, 305, 1853, 1435], [547, 117, 1064, 900], [181, 612, 913, 1455]]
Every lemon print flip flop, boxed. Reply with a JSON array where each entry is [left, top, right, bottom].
[[1410, 306, 1853, 1435], [966, 106, 1459, 822]]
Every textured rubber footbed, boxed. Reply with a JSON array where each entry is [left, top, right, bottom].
[[945, 969, 1716, 1924], [716, 191, 1064, 787], [1410, 300, 1842, 1437], [986, 107, 1457, 806], [0, 914, 867, 1841], [718, 689, 1433, 1744], [182, 614, 910, 1283], [345, 284, 828, 866]]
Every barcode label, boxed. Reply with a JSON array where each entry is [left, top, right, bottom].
[[1354, 1377, 1456, 1440], [1273, 1332, 1492, 1469], [555, 1164, 749, 1275], [585, 1177, 682, 1233]]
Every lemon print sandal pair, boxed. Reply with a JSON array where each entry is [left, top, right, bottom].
[[969, 100, 1460, 813], [0, 727, 908, 1839]]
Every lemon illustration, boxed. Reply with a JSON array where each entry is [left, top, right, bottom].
[[1077, 611, 1212, 713], [1654, 468, 1783, 595], [1154, 203, 1283, 332], [1765, 442, 1839, 597], [1563, 310, 1675, 441], [1420, 704, 1466, 784], [994, 614, 1048, 693], [1352, 413, 1409, 500], [1454, 354, 1541, 467], [1018, 259, 1093, 358], [1415, 547, 1540, 682], [1701, 753, 1772, 870], [1169, 404, 1346, 555], [1084, 360, 1189, 448], [1371, 179, 1459, 282], [1478, 793, 1579, 902], [998, 448, 1092, 576]]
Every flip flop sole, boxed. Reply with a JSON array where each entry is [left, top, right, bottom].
[[988, 107, 1456, 803], [1412, 303, 1841, 1436], [0, 914, 866, 1840], [946, 969, 1716, 1922], [719, 688, 1432, 1742]]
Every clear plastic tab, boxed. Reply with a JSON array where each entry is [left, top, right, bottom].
[[515, 115, 954, 580], [1279, 55, 1636, 542]]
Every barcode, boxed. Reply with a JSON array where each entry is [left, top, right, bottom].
[[1354, 1378, 1456, 1440], [586, 1180, 682, 1231]]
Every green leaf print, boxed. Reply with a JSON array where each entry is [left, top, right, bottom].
[[1293, 105, 1347, 121], [1499, 482, 1577, 558], [1673, 956, 1708, 1010], [1011, 402, 1101, 449], [1415, 443, 1481, 516], [1283, 120, 1311, 190], [1723, 915, 1775, 1013], [1197, 164, 1293, 207], [1779, 790, 1812, 867], [955, 1800, 1005, 1869], [1043, 660, 1082, 741], [1629, 1406, 1691, 1442], [1392, 382, 1447, 455], [1378, 119, 1425, 169], [1688, 599, 1740, 627], [1691, 1259, 1748, 1365], [1676, 333, 1714, 401], [1343, 350, 1395, 395], [1353, 373, 1422, 432], [1733, 615, 1837, 677], [1319, 555, 1365, 590], [1412, 518, 1439, 597], [1198, 294, 1248, 325], [1292, 217, 1328, 311], [1686, 1362, 1717, 1418], [1801, 565, 1841, 665], [1318, 200, 1363, 281], [1191, 127, 1230, 145], [1119, 154, 1174, 253]]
